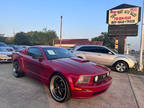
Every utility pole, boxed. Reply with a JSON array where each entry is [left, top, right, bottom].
[[60, 16, 63, 47], [139, 0, 144, 71]]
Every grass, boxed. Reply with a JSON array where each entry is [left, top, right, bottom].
[[126, 69, 144, 76], [125, 64, 144, 76]]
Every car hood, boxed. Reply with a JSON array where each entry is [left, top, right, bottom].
[[51, 57, 110, 75], [0, 52, 12, 55]]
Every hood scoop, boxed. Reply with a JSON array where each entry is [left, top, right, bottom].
[[71, 58, 90, 63]]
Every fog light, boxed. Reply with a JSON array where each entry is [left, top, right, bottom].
[[94, 76, 98, 82]]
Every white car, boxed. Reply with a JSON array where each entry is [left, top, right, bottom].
[[0, 47, 14, 62], [73, 45, 137, 72]]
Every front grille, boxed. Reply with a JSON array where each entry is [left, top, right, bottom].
[[94, 73, 107, 83]]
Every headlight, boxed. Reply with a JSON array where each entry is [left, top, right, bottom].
[[77, 76, 91, 84]]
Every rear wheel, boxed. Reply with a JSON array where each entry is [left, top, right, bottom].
[[49, 73, 71, 102], [114, 61, 128, 72], [12, 61, 24, 78]]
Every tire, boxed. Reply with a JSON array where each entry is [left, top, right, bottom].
[[49, 73, 71, 102], [114, 61, 129, 73], [12, 61, 25, 78]]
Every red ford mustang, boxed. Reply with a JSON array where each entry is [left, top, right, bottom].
[[12, 46, 112, 102]]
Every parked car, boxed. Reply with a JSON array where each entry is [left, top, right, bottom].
[[12, 46, 112, 102], [0, 42, 8, 47], [0, 47, 14, 62], [73, 45, 137, 72], [67, 48, 73, 52], [9, 45, 26, 52]]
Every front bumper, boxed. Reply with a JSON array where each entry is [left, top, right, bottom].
[[128, 58, 138, 68], [0, 57, 12, 62], [133, 62, 138, 69], [71, 76, 112, 99]]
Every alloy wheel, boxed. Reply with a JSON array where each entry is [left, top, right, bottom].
[[50, 75, 67, 102], [116, 62, 126, 72]]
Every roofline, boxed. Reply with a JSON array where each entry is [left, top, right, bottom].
[[28, 45, 61, 48], [110, 4, 140, 10], [74, 44, 103, 47]]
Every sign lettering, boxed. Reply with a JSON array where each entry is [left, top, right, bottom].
[[108, 7, 139, 25]]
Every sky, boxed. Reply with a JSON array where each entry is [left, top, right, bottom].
[[0, 0, 143, 50]]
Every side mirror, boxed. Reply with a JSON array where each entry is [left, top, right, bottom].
[[108, 52, 113, 55], [38, 56, 44, 62]]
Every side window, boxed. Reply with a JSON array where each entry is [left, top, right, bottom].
[[78, 46, 98, 52], [77, 46, 88, 51], [77, 46, 95, 52], [77, 46, 111, 54], [97, 47, 110, 54], [27, 48, 43, 58], [27, 48, 33, 56]]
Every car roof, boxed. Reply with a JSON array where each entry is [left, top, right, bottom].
[[74, 45, 107, 48], [76, 44, 103, 47]]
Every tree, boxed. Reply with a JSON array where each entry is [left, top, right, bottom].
[[5, 37, 14, 44], [9, 29, 58, 46], [0, 36, 6, 42], [13, 32, 31, 45], [92, 32, 115, 49], [27, 29, 58, 45]]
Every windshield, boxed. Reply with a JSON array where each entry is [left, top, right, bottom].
[[0, 47, 14, 52], [111, 49, 118, 54], [0, 48, 8, 52], [43, 47, 75, 60]]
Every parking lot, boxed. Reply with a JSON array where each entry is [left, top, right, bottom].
[[0, 63, 144, 108]]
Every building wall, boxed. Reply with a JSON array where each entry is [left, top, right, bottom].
[[55, 44, 75, 48]]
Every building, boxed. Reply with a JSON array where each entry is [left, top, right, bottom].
[[54, 39, 103, 48]]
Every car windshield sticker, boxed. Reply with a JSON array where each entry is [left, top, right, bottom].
[[47, 50, 56, 55]]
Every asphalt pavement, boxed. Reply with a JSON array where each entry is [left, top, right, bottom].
[[0, 63, 144, 108]]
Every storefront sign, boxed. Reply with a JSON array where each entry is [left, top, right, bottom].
[[107, 4, 141, 36], [108, 7, 140, 25]]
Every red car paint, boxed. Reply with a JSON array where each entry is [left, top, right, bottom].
[[12, 46, 112, 98]]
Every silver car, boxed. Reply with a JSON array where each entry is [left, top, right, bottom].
[[73, 45, 137, 72], [0, 47, 14, 62]]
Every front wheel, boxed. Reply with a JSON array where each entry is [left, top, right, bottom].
[[114, 61, 129, 73], [12, 61, 24, 78], [49, 73, 71, 102]]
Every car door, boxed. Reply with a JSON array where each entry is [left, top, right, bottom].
[[93, 47, 116, 66], [75, 46, 101, 62], [82, 46, 104, 63], [26, 47, 44, 80]]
